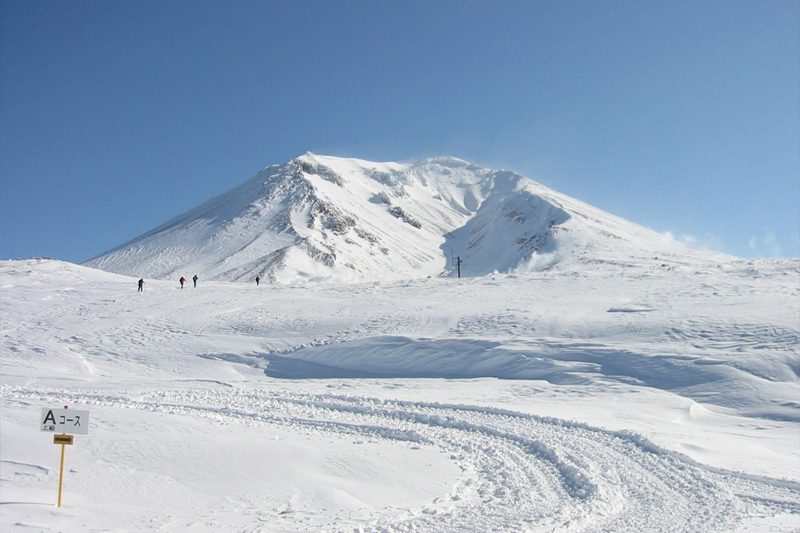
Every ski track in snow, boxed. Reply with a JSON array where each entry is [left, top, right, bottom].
[[5, 385, 799, 533]]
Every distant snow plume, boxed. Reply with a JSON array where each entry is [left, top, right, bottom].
[[749, 231, 783, 258], [661, 231, 696, 245], [513, 250, 561, 274], [84, 153, 731, 282], [661, 230, 726, 257]]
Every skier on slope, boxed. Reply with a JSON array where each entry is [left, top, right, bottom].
[[255, 276, 260, 286], [192, 274, 198, 288], [138, 278, 144, 292], [179, 276, 186, 289]]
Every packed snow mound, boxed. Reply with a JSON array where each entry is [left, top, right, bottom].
[[84, 153, 728, 282]]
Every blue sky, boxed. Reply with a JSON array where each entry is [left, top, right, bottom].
[[2, 0, 798, 263]]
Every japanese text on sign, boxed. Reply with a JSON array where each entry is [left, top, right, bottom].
[[40, 408, 90, 435]]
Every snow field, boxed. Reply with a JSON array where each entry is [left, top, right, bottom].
[[3, 385, 798, 532], [1, 257, 798, 531]]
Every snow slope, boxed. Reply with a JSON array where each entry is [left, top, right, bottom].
[[1, 257, 798, 532], [83, 154, 727, 283]]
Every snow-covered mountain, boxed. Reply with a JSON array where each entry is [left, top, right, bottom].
[[84, 153, 726, 282]]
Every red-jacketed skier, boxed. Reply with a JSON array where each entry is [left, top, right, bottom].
[[179, 276, 186, 289]]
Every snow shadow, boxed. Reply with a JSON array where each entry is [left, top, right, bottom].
[[204, 335, 795, 420], [261, 355, 386, 379], [255, 336, 717, 388]]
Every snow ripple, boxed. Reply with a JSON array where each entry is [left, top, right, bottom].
[[7, 386, 799, 533]]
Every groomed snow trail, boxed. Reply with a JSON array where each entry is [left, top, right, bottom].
[[8, 385, 798, 533]]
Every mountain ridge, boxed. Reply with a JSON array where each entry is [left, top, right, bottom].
[[84, 153, 728, 282]]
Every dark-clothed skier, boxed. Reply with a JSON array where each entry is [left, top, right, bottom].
[[138, 278, 144, 292], [255, 276, 260, 286], [192, 274, 198, 288]]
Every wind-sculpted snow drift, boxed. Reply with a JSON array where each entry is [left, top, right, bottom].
[[83, 154, 725, 282]]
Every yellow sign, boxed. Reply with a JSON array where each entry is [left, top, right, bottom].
[[54, 434, 74, 445]]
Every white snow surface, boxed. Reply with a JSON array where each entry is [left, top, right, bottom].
[[82, 153, 728, 283], [2, 256, 799, 532]]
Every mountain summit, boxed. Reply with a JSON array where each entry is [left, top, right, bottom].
[[84, 153, 725, 282]]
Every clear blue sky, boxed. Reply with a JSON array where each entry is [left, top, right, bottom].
[[2, 0, 798, 263]]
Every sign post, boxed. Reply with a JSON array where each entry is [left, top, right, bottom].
[[40, 406, 90, 507], [56, 433, 70, 507]]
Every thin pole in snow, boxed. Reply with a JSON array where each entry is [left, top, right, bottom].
[[57, 437, 67, 507]]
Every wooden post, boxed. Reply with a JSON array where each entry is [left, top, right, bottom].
[[57, 435, 67, 507], [56, 405, 69, 507]]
